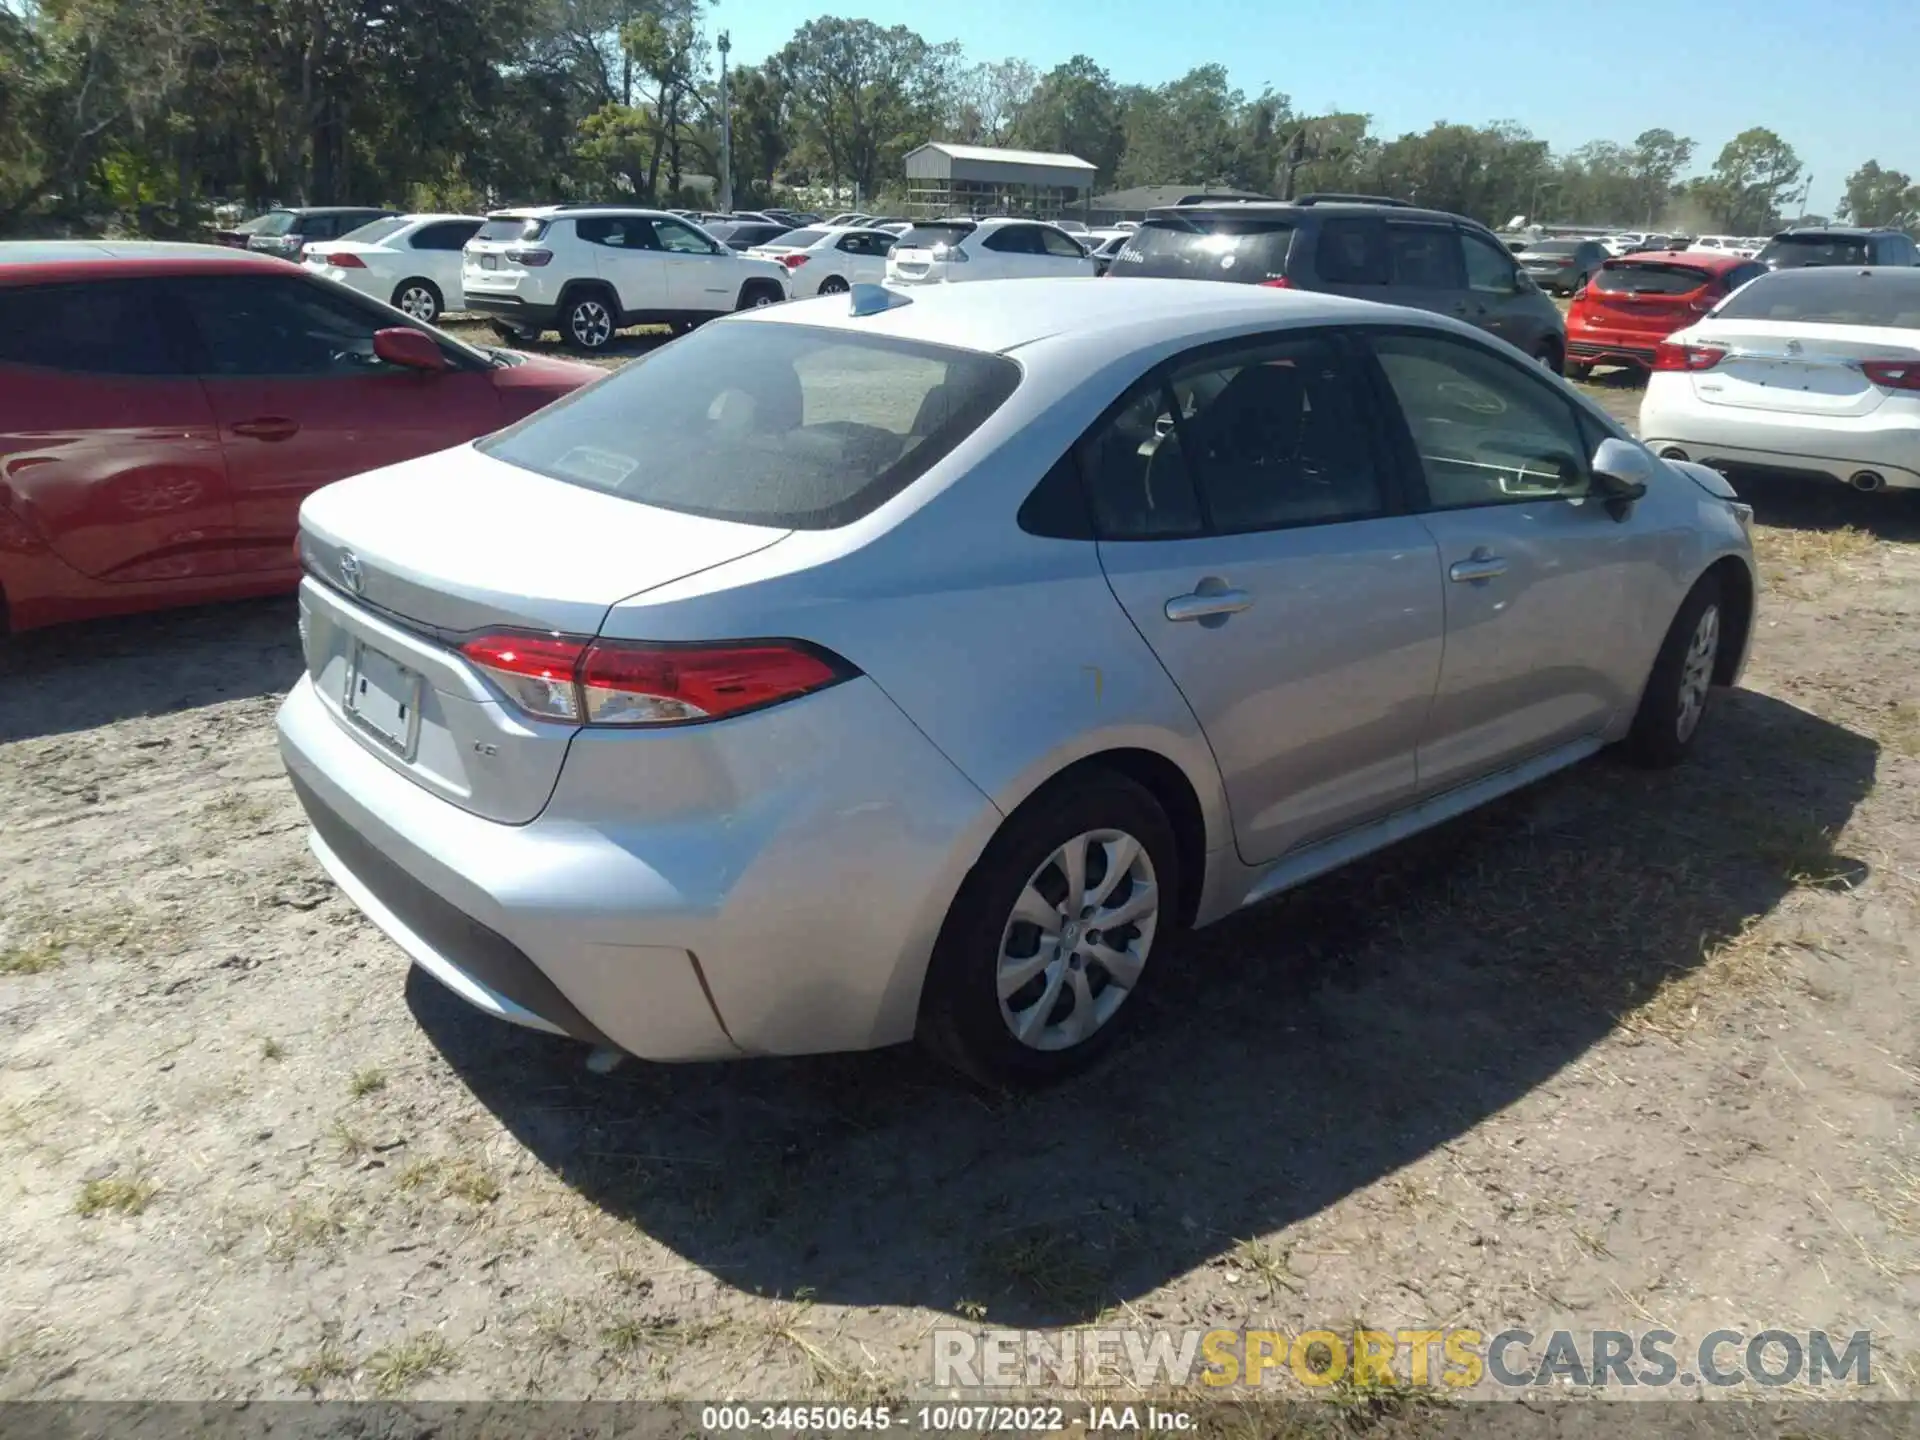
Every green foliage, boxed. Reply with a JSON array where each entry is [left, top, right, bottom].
[[1840, 160, 1920, 230]]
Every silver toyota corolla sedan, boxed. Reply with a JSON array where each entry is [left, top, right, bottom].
[[278, 278, 1758, 1084]]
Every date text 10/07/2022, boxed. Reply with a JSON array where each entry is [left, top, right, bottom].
[[700, 1405, 1194, 1433]]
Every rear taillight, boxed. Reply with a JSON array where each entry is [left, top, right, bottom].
[[778, 253, 809, 270], [506, 248, 553, 267], [1258, 276, 1295, 289], [1653, 341, 1725, 372], [322, 252, 366, 269], [1861, 359, 1920, 392], [458, 633, 855, 727]]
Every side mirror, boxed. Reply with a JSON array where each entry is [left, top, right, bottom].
[[373, 326, 448, 372], [1591, 436, 1652, 519]]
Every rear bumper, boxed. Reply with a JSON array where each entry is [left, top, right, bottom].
[[464, 293, 558, 328], [276, 666, 1000, 1063], [1568, 337, 1658, 369], [1640, 382, 1920, 488]]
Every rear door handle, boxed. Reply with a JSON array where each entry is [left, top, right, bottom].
[[1448, 555, 1508, 583], [1165, 588, 1254, 622], [231, 417, 300, 442]]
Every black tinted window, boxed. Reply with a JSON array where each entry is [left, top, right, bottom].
[[1314, 218, 1387, 285], [1715, 268, 1920, 327], [413, 221, 482, 251], [1168, 336, 1385, 533], [1114, 217, 1296, 282], [984, 226, 1042, 254], [898, 223, 976, 248], [0, 281, 180, 376], [175, 275, 416, 377], [1461, 232, 1519, 292], [575, 216, 658, 249], [1757, 234, 1871, 267], [477, 217, 548, 243], [1079, 382, 1204, 539], [1387, 225, 1465, 288], [1593, 262, 1713, 295], [1526, 240, 1582, 256], [479, 323, 1020, 530]]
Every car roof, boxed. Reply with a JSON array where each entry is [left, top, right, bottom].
[[276, 205, 394, 216], [1143, 199, 1484, 230], [0, 240, 292, 283], [741, 275, 1427, 354], [1771, 226, 1889, 238], [490, 205, 681, 220], [1608, 249, 1749, 272]]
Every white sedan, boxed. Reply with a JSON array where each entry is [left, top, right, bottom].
[[1640, 265, 1920, 492], [302, 213, 485, 323], [885, 217, 1095, 285], [746, 225, 898, 297]]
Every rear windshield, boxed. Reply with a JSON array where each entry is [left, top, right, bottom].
[[477, 322, 1022, 529], [897, 223, 976, 248], [1757, 234, 1872, 267], [476, 217, 548, 243], [1594, 262, 1711, 295], [1111, 217, 1296, 282], [775, 228, 829, 247], [1714, 268, 1920, 327], [253, 211, 299, 236], [339, 217, 411, 246], [1524, 240, 1582, 256]]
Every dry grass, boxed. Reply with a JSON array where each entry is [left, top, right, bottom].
[[1622, 917, 1794, 1039], [366, 1330, 456, 1396], [0, 932, 63, 975], [1753, 523, 1878, 573], [288, 1334, 355, 1392], [1882, 702, 1920, 758], [976, 1224, 1107, 1314], [74, 1174, 157, 1217], [396, 1156, 501, 1206], [347, 1067, 387, 1098], [265, 1196, 356, 1260]]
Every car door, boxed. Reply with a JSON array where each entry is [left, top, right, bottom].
[[655, 216, 739, 314], [1088, 331, 1446, 864], [409, 219, 482, 308], [1381, 220, 1468, 320], [0, 278, 234, 584], [1365, 328, 1659, 793], [981, 224, 1046, 279], [1456, 227, 1534, 346], [579, 216, 668, 317], [170, 272, 505, 574]]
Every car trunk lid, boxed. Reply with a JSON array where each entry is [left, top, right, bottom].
[[296, 447, 790, 822], [1685, 321, 1920, 416]]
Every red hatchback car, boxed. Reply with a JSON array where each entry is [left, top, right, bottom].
[[0, 242, 602, 634], [1565, 250, 1766, 379]]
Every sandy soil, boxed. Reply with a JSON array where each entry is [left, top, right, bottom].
[[4, 347, 1920, 1408]]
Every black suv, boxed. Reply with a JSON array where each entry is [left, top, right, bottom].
[[1107, 195, 1570, 371], [1757, 227, 1919, 271]]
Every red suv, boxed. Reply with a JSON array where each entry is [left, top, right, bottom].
[[1565, 251, 1766, 378], [0, 242, 601, 634]]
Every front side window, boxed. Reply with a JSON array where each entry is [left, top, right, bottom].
[[0, 281, 180, 376], [174, 275, 426, 378], [412, 220, 482, 251], [656, 219, 718, 254], [478, 323, 1020, 529], [1039, 227, 1087, 258], [1461, 232, 1519, 293], [1371, 331, 1589, 510]]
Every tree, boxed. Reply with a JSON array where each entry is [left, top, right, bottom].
[[950, 56, 1035, 146], [727, 61, 790, 202], [1627, 128, 1693, 225], [1690, 127, 1801, 232], [776, 17, 951, 197], [1006, 55, 1124, 182], [1116, 64, 1243, 188], [1839, 160, 1920, 229]]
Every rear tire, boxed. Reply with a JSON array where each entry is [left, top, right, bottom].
[[918, 772, 1179, 1087], [816, 275, 850, 295], [489, 321, 539, 346], [391, 279, 442, 324], [1626, 576, 1724, 768], [561, 289, 618, 352], [1534, 339, 1564, 375], [736, 281, 783, 310], [1566, 361, 1593, 381]]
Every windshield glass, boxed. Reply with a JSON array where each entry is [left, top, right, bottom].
[[476, 217, 547, 243], [1758, 234, 1872, 267], [479, 323, 1021, 529], [1112, 217, 1296, 282], [339, 217, 411, 246], [1714, 268, 1920, 327], [1593, 262, 1711, 296]]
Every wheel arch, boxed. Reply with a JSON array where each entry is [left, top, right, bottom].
[[1703, 552, 1755, 686]]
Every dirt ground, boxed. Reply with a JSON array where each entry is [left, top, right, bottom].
[[5, 343, 1920, 1408]]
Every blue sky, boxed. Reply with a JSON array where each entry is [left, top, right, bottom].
[[717, 0, 1918, 217]]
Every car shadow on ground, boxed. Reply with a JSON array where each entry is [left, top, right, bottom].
[[416, 687, 1878, 1326], [0, 597, 300, 742], [1734, 474, 1920, 545]]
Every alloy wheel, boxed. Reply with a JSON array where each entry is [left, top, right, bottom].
[[570, 299, 613, 348], [397, 285, 438, 322], [1676, 602, 1720, 741], [997, 829, 1158, 1052]]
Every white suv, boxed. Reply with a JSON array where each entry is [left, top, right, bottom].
[[462, 206, 790, 351], [885, 217, 1095, 286]]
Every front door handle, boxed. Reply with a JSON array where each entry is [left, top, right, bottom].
[[231, 417, 300, 442], [1448, 554, 1508, 583], [1165, 587, 1254, 622]]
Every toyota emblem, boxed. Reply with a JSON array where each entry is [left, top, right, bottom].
[[338, 550, 363, 594]]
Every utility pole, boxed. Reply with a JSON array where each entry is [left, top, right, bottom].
[[716, 30, 733, 214]]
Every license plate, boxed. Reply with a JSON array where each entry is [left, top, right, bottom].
[[344, 643, 422, 758], [481, 254, 500, 270]]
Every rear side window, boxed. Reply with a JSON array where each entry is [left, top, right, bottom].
[[1113, 217, 1296, 282], [1314, 218, 1387, 285], [476, 217, 549, 243], [1714, 268, 1920, 327], [1757, 234, 1871, 267], [898, 223, 977, 248], [412, 220, 482, 251], [1387, 225, 1465, 288], [1593, 263, 1712, 296], [0, 281, 180, 376], [477, 323, 1021, 530]]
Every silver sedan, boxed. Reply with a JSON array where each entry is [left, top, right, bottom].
[[278, 278, 1757, 1084]]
